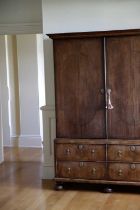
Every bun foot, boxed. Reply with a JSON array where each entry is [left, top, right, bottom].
[[55, 182, 63, 190], [104, 187, 113, 193]]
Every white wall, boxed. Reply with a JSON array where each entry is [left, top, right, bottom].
[[43, 0, 140, 34], [0, 0, 42, 34], [36, 34, 46, 139], [6, 35, 20, 144]]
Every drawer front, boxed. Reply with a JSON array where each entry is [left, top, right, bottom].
[[108, 163, 140, 181], [55, 144, 105, 161], [108, 145, 140, 162], [56, 161, 106, 180]]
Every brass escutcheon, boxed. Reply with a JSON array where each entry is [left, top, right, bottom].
[[65, 148, 70, 155], [118, 169, 123, 176], [130, 164, 136, 170], [79, 162, 84, 167], [92, 168, 96, 175], [78, 145, 84, 150], [67, 167, 71, 173], [117, 150, 122, 158]]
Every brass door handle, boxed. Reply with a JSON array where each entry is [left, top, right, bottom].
[[106, 88, 114, 110], [130, 146, 136, 152]]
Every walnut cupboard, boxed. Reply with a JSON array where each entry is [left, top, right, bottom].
[[48, 29, 140, 190]]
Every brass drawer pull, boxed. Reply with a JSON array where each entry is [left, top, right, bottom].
[[92, 168, 96, 175], [78, 145, 84, 150], [91, 149, 95, 154], [130, 146, 136, 152], [79, 162, 84, 167], [67, 167, 71, 174], [130, 164, 136, 170], [65, 148, 71, 155], [118, 169, 123, 176], [117, 150, 122, 158]]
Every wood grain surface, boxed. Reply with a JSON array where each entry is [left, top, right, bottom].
[[54, 38, 106, 138], [107, 36, 140, 139]]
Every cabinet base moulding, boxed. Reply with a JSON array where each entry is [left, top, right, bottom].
[[55, 178, 140, 186]]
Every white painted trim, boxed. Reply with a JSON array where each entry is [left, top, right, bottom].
[[10, 135, 42, 148], [42, 165, 54, 179], [0, 23, 42, 35], [40, 105, 55, 111], [41, 39, 56, 179], [42, 105, 56, 179]]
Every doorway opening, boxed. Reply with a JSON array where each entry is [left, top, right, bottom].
[[0, 34, 45, 162]]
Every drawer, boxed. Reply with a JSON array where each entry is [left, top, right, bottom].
[[108, 145, 140, 162], [55, 144, 105, 161], [108, 163, 140, 181], [56, 161, 106, 180]]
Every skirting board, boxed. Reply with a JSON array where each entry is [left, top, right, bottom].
[[11, 135, 42, 148], [42, 165, 54, 179]]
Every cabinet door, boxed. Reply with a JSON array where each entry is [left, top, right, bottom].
[[107, 36, 140, 139], [54, 38, 106, 138]]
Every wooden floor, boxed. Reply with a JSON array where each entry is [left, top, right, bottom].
[[0, 148, 140, 210]]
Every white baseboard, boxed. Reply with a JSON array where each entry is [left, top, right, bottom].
[[11, 135, 42, 148], [42, 165, 54, 179]]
